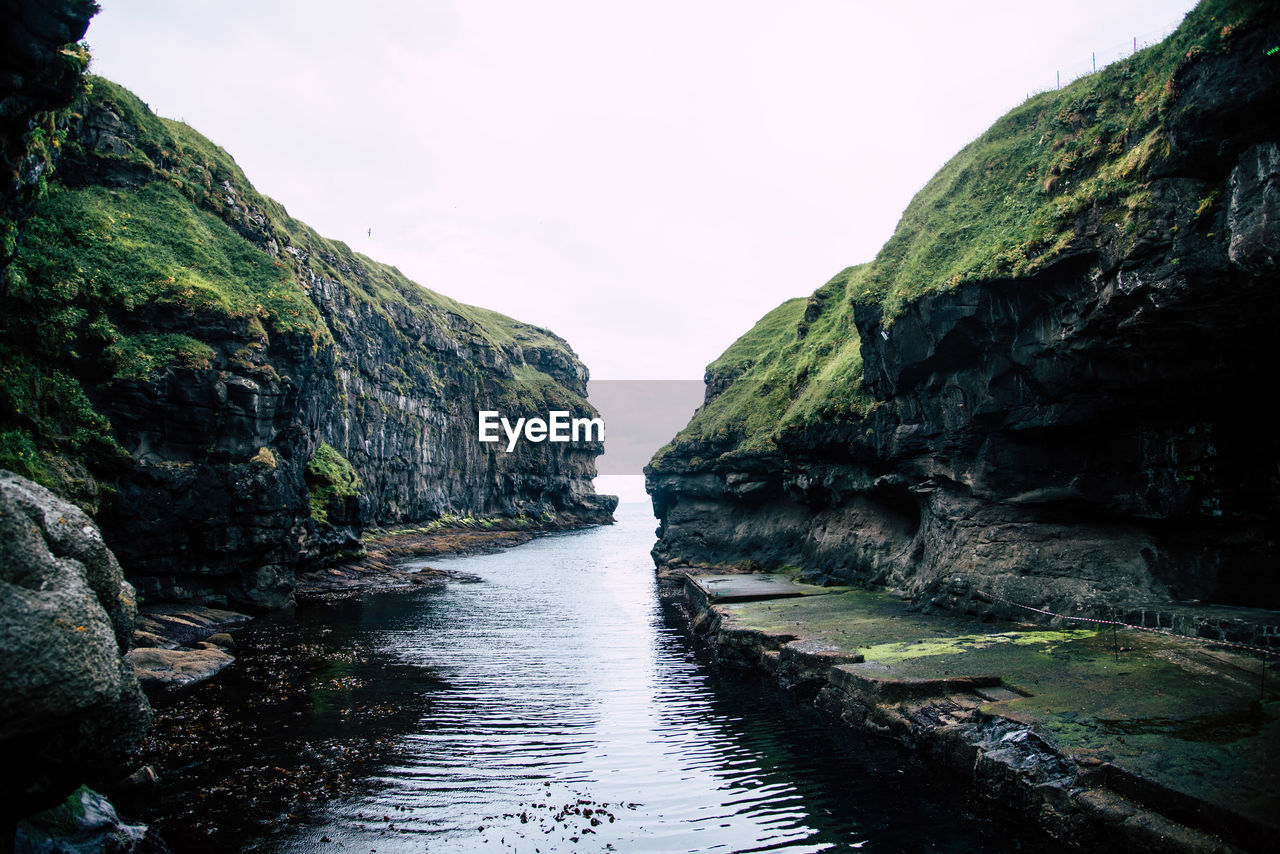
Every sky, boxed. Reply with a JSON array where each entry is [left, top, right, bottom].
[[84, 1, 1199, 383]]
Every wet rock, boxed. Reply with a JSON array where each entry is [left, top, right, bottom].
[[129, 631, 176, 651], [134, 606, 251, 647], [205, 633, 235, 651], [0, 471, 150, 821], [119, 767, 160, 791], [13, 785, 167, 854], [124, 647, 234, 695], [1227, 142, 1280, 274], [128, 603, 248, 679]]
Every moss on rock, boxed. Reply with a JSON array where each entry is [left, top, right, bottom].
[[304, 442, 362, 523]]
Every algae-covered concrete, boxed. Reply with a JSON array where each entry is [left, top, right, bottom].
[[685, 572, 1278, 853]]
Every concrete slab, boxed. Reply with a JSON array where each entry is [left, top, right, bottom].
[[698, 584, 1280, 847], [687, 572, 847, 603], [974, 685, 1025, 703]]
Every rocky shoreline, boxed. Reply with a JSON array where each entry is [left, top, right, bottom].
[[673, 567, 1278, 854], [294, 513, 605, 602], [129, 515, 607, 692]]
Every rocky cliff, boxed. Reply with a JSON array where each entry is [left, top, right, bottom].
[[648, 0, 1280, 619], [1, 12, 615, 610]]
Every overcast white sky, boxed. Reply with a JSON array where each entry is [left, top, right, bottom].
[[85, 1, 1198, 381]]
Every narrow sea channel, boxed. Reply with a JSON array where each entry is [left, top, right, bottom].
[[142, 503, 1052, 853]]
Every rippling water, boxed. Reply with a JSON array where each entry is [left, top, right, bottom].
[[227, 502, 1046, 854]]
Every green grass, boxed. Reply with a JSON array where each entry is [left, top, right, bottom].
[[78, 77, 261, 218], [854, 0, 1256, 320], [0, 427, 51, 485], [105, 333, 216, 381], [13, 180, 324, 343], [0, 354, 123, 492], [652, 0, 1261, 469]]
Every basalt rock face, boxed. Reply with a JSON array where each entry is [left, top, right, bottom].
[[648, 1, 1280, 619], [2, 69, 614, 609]]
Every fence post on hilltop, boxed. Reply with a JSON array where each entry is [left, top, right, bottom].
[[1092, 52, 1096, 72], [1112, 609, 1120, 663]]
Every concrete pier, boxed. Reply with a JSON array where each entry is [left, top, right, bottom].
[[684, 572, 1279, 852]]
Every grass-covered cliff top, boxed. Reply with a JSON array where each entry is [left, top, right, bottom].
[[857, 0, 1258, 319], [655, 264, 872, 464], [652, 0, 1263, 469], [0, 75, 588, 498], [65, 77, 575, 358]]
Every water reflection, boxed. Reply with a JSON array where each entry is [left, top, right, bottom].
[[257, 504, 1047, 853]]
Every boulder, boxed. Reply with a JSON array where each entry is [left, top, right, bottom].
[[0, 470, 151, 822]]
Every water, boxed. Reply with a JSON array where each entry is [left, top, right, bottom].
[[138, 503, 1051, 853]]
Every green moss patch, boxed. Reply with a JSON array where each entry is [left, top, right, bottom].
[[305, 442, 363, 523], [857, 628, 1098, 665], [105, 333, 216, 381], [15, 181, 323, 341], [709, 576, 1279, 830]]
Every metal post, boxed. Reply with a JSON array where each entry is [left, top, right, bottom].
[[1092, 52, 1096, 72], [1057, 70, 1060, 90], [1134, 36, 1138, 54], [1113, 610, 1120, 663]]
